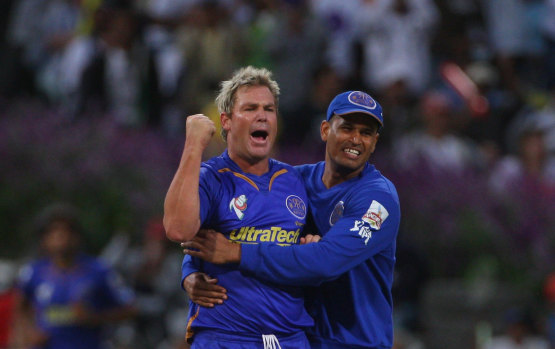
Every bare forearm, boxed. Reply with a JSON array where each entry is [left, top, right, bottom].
[[164, 145, 203, 242], [164, 114, 216, 242]]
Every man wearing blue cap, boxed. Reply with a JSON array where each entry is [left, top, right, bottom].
[[182, 91, 401, 349]]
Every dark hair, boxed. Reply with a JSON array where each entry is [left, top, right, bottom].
[[34, 202, 84, 238]]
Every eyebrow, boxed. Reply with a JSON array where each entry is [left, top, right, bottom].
[[242, 102, 276, 108]]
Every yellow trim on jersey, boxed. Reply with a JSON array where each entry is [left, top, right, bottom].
[[268, 169, 288, 191], [186, 306, 200, 343], [218, 168, 260, 190]]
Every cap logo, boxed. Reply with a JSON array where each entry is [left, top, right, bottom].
[[348, 91, 377, 110]]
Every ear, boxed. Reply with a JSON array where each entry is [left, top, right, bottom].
[[221, 112, 231, 132], [321, 120, 330, 141], [370, 133, 380, 154]]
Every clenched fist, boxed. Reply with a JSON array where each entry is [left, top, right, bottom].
[[185, 114, 216, 150]]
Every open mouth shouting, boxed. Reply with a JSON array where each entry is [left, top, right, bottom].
[[250, 129, 269, 144]]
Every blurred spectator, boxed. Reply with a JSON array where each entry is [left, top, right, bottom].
[[6, 0, 95, 101], [60, 0, 163, 128], [392, 242, 429, 337], [0, 260, 17, 348], [239, 0, 280, 70], [280, 63, 345, 150], [35, 0, 84, 101], [0, 0, 19, 97], [462, 60, 518, 157], [393, 90, 483, 173], [277, 64, 345, 166], [128, 218, 188, 349], [99, 217, 188, 349], [528, 89, 555, 156], [544, 272, 555, 347], [134, 0, 192, 136], [265, 0, 327, 132], [488, 115, 555, 279], [392, 327, 425, 349], [10, 203, 136, 349], [175, 0, 248, 115], [543, 0, 555, 90], [483, 308, 549, 349], [431, 0, 484, 67], [490, 121, 555, 195], [309, 0, 363, 80], [2, 0, 80, 98], [356, 0, 439, 112], [479, 0, 548, 96]]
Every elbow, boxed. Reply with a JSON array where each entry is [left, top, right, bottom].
[[309, 268, 341, 285], [163, 217, 199, 242]]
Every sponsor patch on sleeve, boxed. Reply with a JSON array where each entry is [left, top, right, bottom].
[[361, 200, 389, 230]]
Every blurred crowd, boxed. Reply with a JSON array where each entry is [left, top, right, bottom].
[[0, 0, 554, 348], [0, 0, 554, 181]]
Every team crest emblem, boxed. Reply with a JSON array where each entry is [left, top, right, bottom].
[[329, 201, 344, 226], [362, 200, 389, 230], [286, 195, 306, 219], [348, 91, 377, 110], [229, 195, 247, 220]]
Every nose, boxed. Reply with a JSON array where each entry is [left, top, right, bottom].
[[350, 130, 361, 144], [255, 108, 268, 123]]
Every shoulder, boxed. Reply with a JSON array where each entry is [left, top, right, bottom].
[[344, 167, 400, 221], [201, 156, 223, 172], [79, 255, 113, 277], [294, 162, 322, 181], [271, 159, 303, 179], [359, 166, 399, 202], [17, 258, 46, 285], [199, 157, 227, 182]]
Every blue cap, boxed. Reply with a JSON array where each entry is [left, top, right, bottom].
[[326, 91, 384, 128]]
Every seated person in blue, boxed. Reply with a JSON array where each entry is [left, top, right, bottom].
[[11, 203, 136, 349]]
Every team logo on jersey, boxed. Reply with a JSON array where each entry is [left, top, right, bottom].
[[229, 194, 248, 220], [350, 200, 389, 245], [362, 200, 389, 230], [329, 201, 344, 226], [286, 195, 307, 219], [350, 220, 372, 245]]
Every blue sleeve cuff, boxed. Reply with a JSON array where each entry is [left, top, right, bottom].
[[181, 256, 199, 291]]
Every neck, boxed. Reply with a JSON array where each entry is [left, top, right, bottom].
[[523, 156, 544, 175], [228, 150, 269, 176], [52, 253, 76, 270], [322, 162, 364, 189]]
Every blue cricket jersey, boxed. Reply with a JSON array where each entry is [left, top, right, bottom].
[[240, 161, 401, 349], [181, 150, 313, 342], [17, 254, 134, 349]]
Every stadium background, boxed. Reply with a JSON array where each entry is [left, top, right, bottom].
[[0, 0, 554, 348]]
